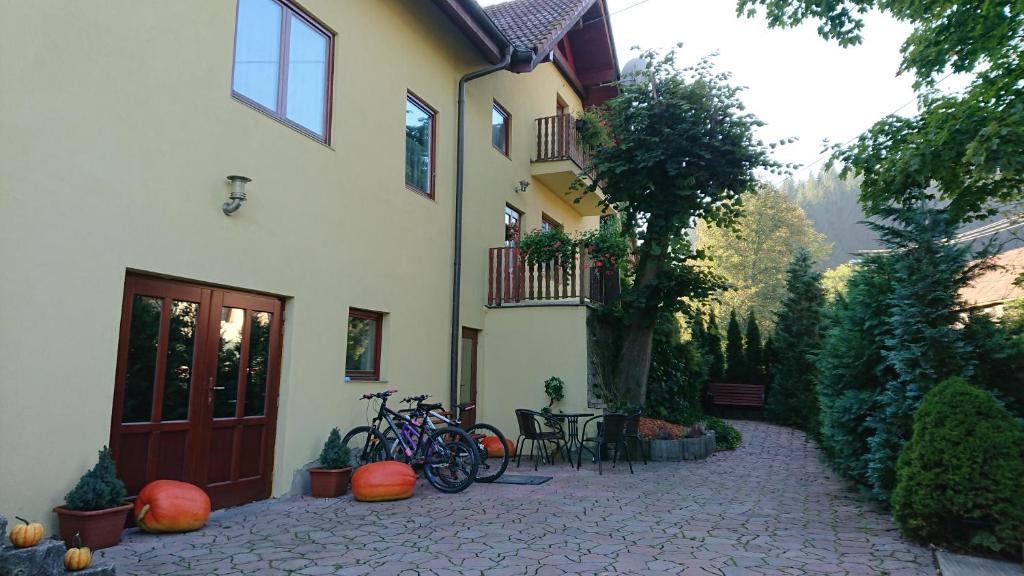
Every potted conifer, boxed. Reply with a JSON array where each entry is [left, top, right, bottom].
[[54, 446, 131, 550], [308, 428, 353, 498]]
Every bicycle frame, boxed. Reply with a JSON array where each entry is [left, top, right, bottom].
[[368, 396, 453, 465]]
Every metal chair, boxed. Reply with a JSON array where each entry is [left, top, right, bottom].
[[623, 410, 648, 465], [577, 413, 634, 475], [514, 409, 569, 471]]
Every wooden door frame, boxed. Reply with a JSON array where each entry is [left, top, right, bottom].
[[460, 327, 480, 427]]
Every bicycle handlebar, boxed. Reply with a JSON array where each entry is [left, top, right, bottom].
[[360, 389, 399, 400], [401, 394, 430, 403]]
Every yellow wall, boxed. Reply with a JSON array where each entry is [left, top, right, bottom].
[[0, 1, 600, 529]]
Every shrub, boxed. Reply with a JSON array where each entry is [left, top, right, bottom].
[[65, 446, 127, 511], [318, 428, 351, 470], [892, 378, 1024, 557], [519, 228, 576, 269], [706, 417, 742, 450], [544, 376, 565, 407]]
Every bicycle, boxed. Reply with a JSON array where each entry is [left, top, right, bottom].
[[391, 395, 510, 483], [341, 390, 479, 493]]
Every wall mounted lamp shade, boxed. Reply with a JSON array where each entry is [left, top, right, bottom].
[[223, 175, 250, 215], [516, 180, 530, 193]]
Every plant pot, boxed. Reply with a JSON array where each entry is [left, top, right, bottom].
[[646, 438, 685, 461], [54, 503, 131, 550], [308, 467, 352, 498], [681, 431, 715, 460]]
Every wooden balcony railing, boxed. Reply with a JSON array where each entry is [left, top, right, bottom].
[[534, 114, 591, 168], [486, 247, 619, 307]]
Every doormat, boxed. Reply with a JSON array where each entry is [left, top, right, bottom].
[[492, 475, 552, 485]]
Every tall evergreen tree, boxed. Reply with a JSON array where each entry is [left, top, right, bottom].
[[744, 311, 764, 384], [862, 203, 991, 499], [725, 310, 746, 383], [766, 248, 825, 430], [706, 309, 725, 381], [762, 335, 777, 395]]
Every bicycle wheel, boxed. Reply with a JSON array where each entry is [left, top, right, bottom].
[[465, 422, 509, 483], [342, 426, 389, 467], [423, 426, 479, 493]]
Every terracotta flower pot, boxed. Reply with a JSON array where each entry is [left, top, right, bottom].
[[308, 467, 352, 498], [54, 503, 132, 550]]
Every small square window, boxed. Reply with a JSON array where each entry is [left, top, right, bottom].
[[492, 101, 510, 156], [405, 94, 436, 197], [346, 309, 382, 380]]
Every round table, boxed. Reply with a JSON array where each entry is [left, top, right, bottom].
[[543, 412, 594, 464]]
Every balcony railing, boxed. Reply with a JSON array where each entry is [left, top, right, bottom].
[[534, 114, 591, 168], [486, 247, 619, 307]]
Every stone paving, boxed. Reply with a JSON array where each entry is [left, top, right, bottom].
[[97, 421, 936, 575]]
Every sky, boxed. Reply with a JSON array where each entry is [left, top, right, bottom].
[[479, 0, 925, 185]]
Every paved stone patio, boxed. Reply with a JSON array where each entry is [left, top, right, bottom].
[[97, 421, 936, 575]]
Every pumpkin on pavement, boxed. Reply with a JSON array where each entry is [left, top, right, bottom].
[[9, 517, 44, 548], [351, 461, 416, 502], [480, 436, 515, 458], [134, 480, 211, 533], [63, 534, 92, 571]]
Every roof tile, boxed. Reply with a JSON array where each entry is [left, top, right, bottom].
[[483, 0, 593, 53]]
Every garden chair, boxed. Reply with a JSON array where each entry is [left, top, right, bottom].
[[623, 410, 648, 465], [514, 409, 570, 471], [577, 413, 634, 475]]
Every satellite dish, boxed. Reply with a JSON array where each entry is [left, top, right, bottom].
[[620, 57, 652, 87]]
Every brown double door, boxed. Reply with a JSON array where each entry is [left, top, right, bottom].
[[109, 274, 283, 510]]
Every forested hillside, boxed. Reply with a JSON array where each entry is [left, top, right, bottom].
[[781, 170, 880, 268]]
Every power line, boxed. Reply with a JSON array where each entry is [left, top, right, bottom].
[[610, 0, 655, 16]]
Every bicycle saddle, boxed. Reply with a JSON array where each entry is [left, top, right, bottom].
[[418, 402, 443, 412]]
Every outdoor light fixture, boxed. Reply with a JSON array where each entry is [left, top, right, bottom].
[[223, 175, 250, 216], [516, 180, 530, 193]]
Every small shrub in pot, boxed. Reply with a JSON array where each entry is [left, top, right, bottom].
[[54, 446, 132, 550], [309, 428, 353, 498]]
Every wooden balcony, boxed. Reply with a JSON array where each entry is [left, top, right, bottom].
[[531, 115, 606, 216], [486, 247, 619, 307]]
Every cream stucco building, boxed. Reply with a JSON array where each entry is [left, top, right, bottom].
[[0, 0, 619, 527]]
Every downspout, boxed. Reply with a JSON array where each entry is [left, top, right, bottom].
[[450, 46, 514, 408]]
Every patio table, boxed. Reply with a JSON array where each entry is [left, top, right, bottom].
[[543, 411, 593, 464]]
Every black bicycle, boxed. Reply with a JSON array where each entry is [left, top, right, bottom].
[[341, 390, 479, 493], [391, 395, 510, 483]]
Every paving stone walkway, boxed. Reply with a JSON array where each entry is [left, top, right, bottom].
[[97, 421, 936, 575]]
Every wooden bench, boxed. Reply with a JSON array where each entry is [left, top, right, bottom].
[[709, 383, 765, 408]]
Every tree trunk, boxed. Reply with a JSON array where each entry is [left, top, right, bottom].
[[614, 239, 667, 407]]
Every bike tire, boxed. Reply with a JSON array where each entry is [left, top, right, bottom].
[[465, 422, 510, 483], [423, 426, 479, 493], [342, 426, 389, 467]]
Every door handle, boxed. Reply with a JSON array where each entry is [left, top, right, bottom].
[[207, 378, 225, 406]]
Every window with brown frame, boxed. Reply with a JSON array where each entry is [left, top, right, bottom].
[[345, 309, 383, 381], [405, 93, 436, 197], [491, 101, 510, 156], [232, 0, 334, 142], [541, 213, 562, 232]]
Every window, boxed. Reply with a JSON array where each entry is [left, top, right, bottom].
[[491, 101, 510, 156], [346, 309, 382, 380], [541, 213, 561, 232], [504, 204, 522, 247], [405, 93, 436, 197], [232, 0, 333, 142]]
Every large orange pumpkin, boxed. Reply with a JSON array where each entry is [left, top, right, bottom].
[[351, 461, 416, 502], [134, 480, 211, 533], [480, 436, 516, 458]]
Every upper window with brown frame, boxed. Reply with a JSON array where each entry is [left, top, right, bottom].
[[346, 308, 383, 381], [491, 101, 510, 156], [541, 213, 562, 232], [232, 0, 333, 142], [405, 93, 436, 197]]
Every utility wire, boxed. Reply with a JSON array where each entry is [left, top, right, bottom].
[[611, 0, 655, 16]]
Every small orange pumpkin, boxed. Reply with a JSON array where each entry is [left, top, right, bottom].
[[134, 480, 211, 533], [9, 516, 44, 548], [63, 533, 92, 572], [351, 461, 416, 502], [481, 436, 516, 457]]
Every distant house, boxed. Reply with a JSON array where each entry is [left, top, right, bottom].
[[960, 246, 1024, 316]]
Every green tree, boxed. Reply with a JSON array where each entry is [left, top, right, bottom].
[[698, 186, 830, 327], [738, 0, 1024, 222], [782, 169, 879, 268], [705, 309, 725, 381], [580, 50, 777, 406], [724, 310, 746, 383], [744, 311, 764, 384], [766, 248, 825, 430], [821, 262, 856, 303]]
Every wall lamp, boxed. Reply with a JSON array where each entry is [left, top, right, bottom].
[[223, 175, 250, 216], [516, 180, 530, 194]]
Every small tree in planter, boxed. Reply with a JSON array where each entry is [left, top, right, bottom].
[[54, 446, 131, 550], [543, 376, 565, 411], [309, 428, 353, 498]]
